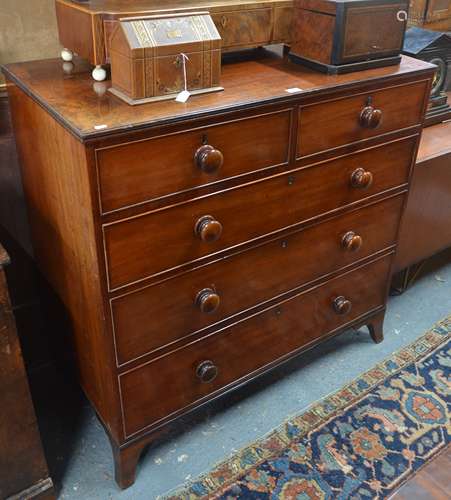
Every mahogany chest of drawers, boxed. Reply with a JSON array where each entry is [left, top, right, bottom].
[[2, 51, 434, 488]]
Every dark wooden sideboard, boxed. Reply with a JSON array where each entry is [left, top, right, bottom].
[[2, 51, 434, 488], [0, 244, 55, 500], [394, 117, 451, 273]]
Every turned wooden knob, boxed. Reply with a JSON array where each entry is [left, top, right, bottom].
[[333, 296, 352, 315], [342, 231, 363, 252], [195, 144, 224, 174], [196, 288, 220, 314], [350, 168, 373, 189], [194, 215, 223, 242], [196, 360, 218, 383], [360, 105, 383, 129]]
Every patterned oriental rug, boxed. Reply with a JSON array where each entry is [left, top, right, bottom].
[[167, 317, 451, 500]]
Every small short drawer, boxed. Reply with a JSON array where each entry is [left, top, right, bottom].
[[104, 136, 416, 290], [211, 9, 272, 49], [119, 255, 391, 437], [112, 194, 404, 365], [298, 80, 428, 157], [97, 110, 291, 213]]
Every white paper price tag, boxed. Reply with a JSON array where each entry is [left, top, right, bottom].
[[175, 90, 191, 103], [175, 53, 191, 103]]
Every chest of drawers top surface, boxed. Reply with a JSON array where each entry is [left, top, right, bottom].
[[2, 50, 434, 141]]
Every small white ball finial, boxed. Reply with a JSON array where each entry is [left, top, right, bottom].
[[61, 48, 73, 62], [92, 65, 107, 82]]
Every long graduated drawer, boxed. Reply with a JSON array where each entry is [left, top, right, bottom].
[[120, 255, 391, 437], [112, 194, 404, 365]]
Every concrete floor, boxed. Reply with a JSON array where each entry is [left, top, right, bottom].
[[33, 249, 451, 499]]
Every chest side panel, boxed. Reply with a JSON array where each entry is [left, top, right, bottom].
[[6, 84, 123, 440]]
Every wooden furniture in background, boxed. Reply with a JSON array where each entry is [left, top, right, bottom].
[[0, 89, 31, 250], [0, 89, 55, 376], [0, 244, 55, 500], [289, 0, 409, 74], [394, 116, 451, 275], [55, 0, 293, 77], [3, 51, 433, 488], [409, 0, 451, 31]]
